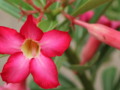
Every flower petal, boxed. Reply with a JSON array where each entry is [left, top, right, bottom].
[[30, 53, 60, 89], [0, 26, 24, 54], [40, 30, 71, 57], [1, 52, 30, 83], [3, 81, 28, 90], [20, 15, 43, 40]]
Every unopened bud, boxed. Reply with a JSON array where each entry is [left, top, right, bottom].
[[74, 19, 120, 50], [110, 21, 120, 29], [80, 36, 101, 65]]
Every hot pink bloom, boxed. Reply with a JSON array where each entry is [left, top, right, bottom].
[[0, 81, 29, 90], [0, 15, 71, 89]]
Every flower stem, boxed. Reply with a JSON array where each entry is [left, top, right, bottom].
[[65, 48, 79, 64], [77, 72, 94, 90], [65, 48, 94, 90]]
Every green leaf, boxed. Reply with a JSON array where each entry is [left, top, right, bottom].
[[73, 25, 83, 43], [54, 56, 66, 71], [39, 0, 46, 6], [38, 20, 58, 32], [0, 0, 20, 18], [72, 0, 112, 16], [49, 2, 60, 10], [105, 0, 120, 20], [5, 0, 32, 10], [69, 51, 100, 72], [0, 54, 8, 58], [90, 0, 114, 23], [68, 0, 83, 14], [88, 51, 100, 65], [102, 67, 117, 90], [113, 75, 120, 90], [0, 54, 4, 58], [0, 0, 26, 21], [58, 74, 76, 88]]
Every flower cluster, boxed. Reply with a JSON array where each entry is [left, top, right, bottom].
[[79, 11, 120, 65], [64, 11, 120, 65]]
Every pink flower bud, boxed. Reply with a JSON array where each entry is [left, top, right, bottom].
[[79, 11, 94, 22], [73, 19, 120, 50], [79, 11, 111, 26], [97, 16, 111, 26], [64, 12, 119, 65], [110, 21, 120, 29], [80, 36, 101, 65]]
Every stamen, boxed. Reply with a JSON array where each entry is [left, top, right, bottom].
[[21, 39, 40, 59]]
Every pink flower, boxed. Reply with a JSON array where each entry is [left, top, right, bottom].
[[0, 81, 29, 90], [0, 15, 71, 89]]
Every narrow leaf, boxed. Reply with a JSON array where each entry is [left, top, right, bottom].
[[0, 0, 25, 21], [5, 0, 32, 10], [72, 0, 112, 16], [0, 0, 20, 18], [38, 20, 58, 32], [102, 67, 117, 90]]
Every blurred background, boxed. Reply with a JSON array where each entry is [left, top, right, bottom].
[[0, 10, 120, 90]]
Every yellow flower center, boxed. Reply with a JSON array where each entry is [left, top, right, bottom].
[[21, 39, 40, 59]]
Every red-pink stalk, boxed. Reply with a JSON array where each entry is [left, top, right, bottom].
[[20, 9, 38, 16]]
